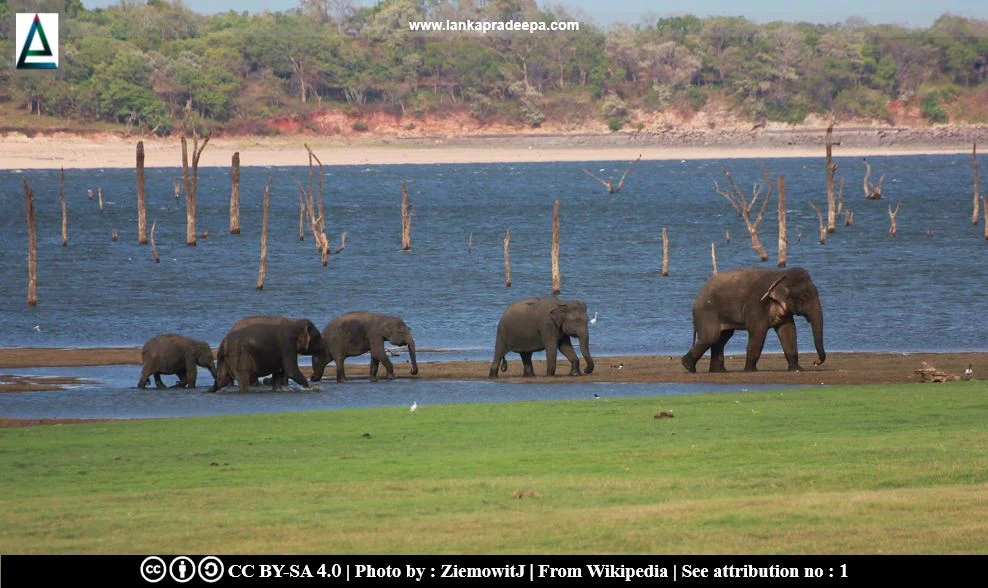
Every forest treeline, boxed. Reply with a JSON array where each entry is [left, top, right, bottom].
[[0, 0, 986, 135]]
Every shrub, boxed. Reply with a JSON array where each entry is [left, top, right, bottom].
[[352, 120, 369, 132]]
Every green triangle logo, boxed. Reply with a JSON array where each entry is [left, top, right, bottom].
[[17, 14, 57, 69]]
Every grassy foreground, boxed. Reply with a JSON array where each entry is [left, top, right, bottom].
[[1, 383, 987, 554]]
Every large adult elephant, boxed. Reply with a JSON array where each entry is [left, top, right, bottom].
[[225, 315, 323, 386], [681, 267, 826, 373], [310, 312, 419, 384], [210, 319, 321, 393], [488, 297, 595, 378], [137, 334, 216, 389]]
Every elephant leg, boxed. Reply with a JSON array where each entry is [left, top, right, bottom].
[[137, 365, 152, 389], [171, 369, 187, 388], [153, 372, 166, 389], [489, 336, 507, 378], [709, 330, 735, 372], [558, 337, 581, 376], [369, 357, 380, 381], [744, 326, 769, 371], [545, 339, 559, 376], [682, 323, 718, 373], [369, 339, 394, 380], [184, 354, 198, 387], [520, 352, 535, 377], [775, 321, 802, 371], [282, 357, 310, 389], [235, 367, 251, 394], [335, 351, 348, 383]]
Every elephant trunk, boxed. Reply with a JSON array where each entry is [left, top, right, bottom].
[[809, 305, 826, 366], [310, 348, 328, 382], [579, 331, 594, 374], [207, 363, 217, 381], [407, 340, 419, 376]]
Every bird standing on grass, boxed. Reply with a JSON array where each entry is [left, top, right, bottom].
[[964, 364, 973, 380], [410, 401, 417, 413]]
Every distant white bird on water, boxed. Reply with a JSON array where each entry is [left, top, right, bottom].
[[410, 401, 417, 413], [589, 312, 598, 326], [32, 325, 41, 333]]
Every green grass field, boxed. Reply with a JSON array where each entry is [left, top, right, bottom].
[[1, 382, 987, 554]]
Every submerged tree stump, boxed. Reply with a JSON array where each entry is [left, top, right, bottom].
[[710, 242, 718, 275], [230, 152, 241, 235], [401, 181, 412, 251], [825, 122, 839, 232], [59, 168, 67, 247], [972, 142, 981, 225], [23, 180, 37, 306], [863, 158, 884, 200], [257, 178, 271, 290], [182, 129, 210, 246], [551, 199, 561, 294], [807, 199, 826, 244], [715, 169, 771, 262], [777, 175, 787, 268], [150, 220, 160, 263], [504, 228, 512, 288], [137, 141, 147, 244], [888, 202, 901, 236], [661, 227, 669, 277], [583, 155, 641, 194]]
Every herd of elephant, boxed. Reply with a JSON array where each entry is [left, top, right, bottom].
[[137, 267, 826, 392]]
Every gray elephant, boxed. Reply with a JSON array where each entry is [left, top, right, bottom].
[[227, 315, 323, 386], [310, 312, 419, 383], [681, 267, 826, 373], [489, 297, 595, 378], [138, 334, 216, 389], [210, 318, 322, 393]]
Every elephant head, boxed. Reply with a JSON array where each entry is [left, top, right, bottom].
[[381, 317, 418, 375], [294, 320, 322, 356], [761, 268, 826, 366], [551, 300, 595, 374], [193, 341, 218, 380]]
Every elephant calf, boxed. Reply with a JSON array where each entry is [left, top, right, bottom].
[[311, 312, 419, 383], [489, 297, 594, 378], [138, 334, 217, 389]]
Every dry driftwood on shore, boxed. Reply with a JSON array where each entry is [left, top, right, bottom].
[[915, 361, 959, 383]]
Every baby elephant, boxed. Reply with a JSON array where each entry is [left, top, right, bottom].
[[311, 312, 419, 383], [138, 334, 217, 389]]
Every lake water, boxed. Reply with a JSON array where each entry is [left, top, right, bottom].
[[0, 154, 985, 416]]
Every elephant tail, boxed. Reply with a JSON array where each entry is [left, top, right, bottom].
[[500, 357, 508, 372]]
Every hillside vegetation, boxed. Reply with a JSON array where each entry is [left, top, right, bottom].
[[1, 0, 987, 136]]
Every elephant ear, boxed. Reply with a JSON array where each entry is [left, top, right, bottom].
[[760, 275, 790, 315], [549, 303, 569, 329]]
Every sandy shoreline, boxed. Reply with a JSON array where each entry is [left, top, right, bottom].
[[0, 127, 981, 169], [1, 347, 983, 387]]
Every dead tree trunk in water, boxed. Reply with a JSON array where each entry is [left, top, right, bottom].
[[661, 227, 669, 276], [23, 180, 37, 306], [807, 199, 827, 244], [777, 175, 787, 267], [173, 179, 181, 200], [468, 232, 473, 254], [305, 145, 329, 264], [583, 155, 641, 193], [825, 122, 838, 232], [710, 242, 718, 275], [401, 181, 412, 251], [98, 187, 104, 213], [981, 196, 988, 239], [137, 141, 147, 244], [257, 178, 271, 290], [301, 185, 329, 264], [298, 193, 306, 241], [551, 199, 561, 294], [230, 152, 241, 235], [844, 210, 854, 226], [974, 142, 981, 225], [863, 158, 884, 200], [725, 226, 730, 243], [837, 177, 845, 215], [182, 129, 211, 246], [888, 202, 901, 236], [715, 169, 772, 261], [150, 220, 160, 263], [504, 228, 512, 288], [59, 168, 67, 247]]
